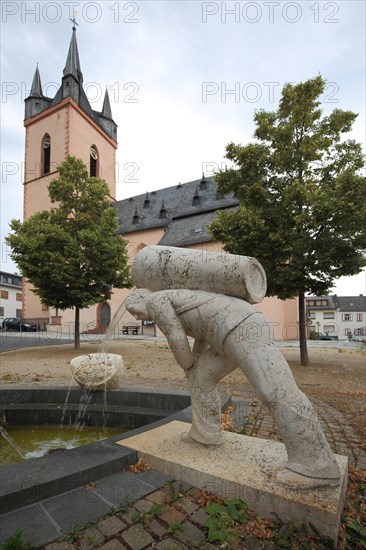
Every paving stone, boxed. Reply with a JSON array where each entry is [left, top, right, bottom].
[[98, 516, 126, 537], [99, 540, 127, 550], [176, 522, 206, 546], [176, 497, 199, 515], [190, 508, 209, 526], [239, 535, 263, 549], [160, 507, 185, 525], [121, 523, 154, 550], [133, 499, 155, 513], [43, 487, 111, 531], [147, 518, 167, 538], [0, 504, 59, 547], [94, 472, 155, 507], [44, 543, 75, 550], [187, 488, 203, 498], [116, 507, 136, 524], [154, 537, 187, 549], [79, 527, 105, 549], [171, 480, 193, 494], [146, 489, 170, 505]]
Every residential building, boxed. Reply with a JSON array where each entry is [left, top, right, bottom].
[[0, 271, 22, 322], [306, 295, 366, 340]]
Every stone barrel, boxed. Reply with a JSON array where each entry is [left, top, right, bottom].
[[131, 245, 267, 304]]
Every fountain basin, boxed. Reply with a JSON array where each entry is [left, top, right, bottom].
[[0, 386, 202, 514]]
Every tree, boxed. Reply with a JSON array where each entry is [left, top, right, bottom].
[[6, 156, 131, 349], [209, 76, 366, 365]]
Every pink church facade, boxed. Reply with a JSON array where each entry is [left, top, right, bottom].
[[22, 28, 299, 342]]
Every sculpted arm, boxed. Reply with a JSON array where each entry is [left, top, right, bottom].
[[147, 292, 194, 371]]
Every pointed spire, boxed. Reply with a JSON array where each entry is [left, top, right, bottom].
[[192, 185, 201, 206], [63, 27, 83, 83], [132, 207, 139, 224], [159, 200, 167, 219], [102, 88, 113, 119], [200, 171, 207, 190], [143, 192, 150, 208], [30, 64, 43, 97]]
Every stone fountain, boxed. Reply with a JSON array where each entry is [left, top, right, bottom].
[[118, 245, 348, 544]]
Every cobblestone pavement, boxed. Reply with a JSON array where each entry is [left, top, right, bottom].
[[35, 397, 366, 550], [41, 482, 224, 550], [230, 394, 366, 470]]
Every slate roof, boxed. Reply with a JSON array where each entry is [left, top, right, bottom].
[[306, 296, 338, 309], [159, 206, 237, 247], [336, 296, 366, 312], [115, 176, 239, 245], [306, 295, 366, 312]]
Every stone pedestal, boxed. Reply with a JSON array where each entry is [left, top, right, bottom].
[[118, 421, 348, 543]]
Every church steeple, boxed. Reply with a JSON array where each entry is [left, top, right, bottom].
[[24, 26, 117, 141], [24, 64, 51, 118], [30, 64, 43, 97], [63, 26, 83, 84], [102, 88, 113, 119]]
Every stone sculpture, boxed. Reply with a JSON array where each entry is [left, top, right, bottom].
[[126, 245, 341, 489], [70, 353, 123, 390]]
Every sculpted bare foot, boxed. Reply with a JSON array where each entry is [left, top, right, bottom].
[[277, 468, 341, 489], [181, 431, 224, 446]]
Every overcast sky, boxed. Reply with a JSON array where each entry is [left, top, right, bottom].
[[1, 0, 365, 295]]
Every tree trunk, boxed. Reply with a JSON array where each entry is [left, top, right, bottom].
[[298, 292, 309, 366], [74, 306, 80, 350]]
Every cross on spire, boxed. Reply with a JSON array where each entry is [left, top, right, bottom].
[[70, 15, 79, 30]]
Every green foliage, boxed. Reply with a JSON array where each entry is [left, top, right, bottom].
[[0, 530, 36, 550], [113, 499, 133, 515], [167, 521, 185, 535], [131, 503, 164, 525], [165, 479, 186, 502], [6, 156, 131, 311], [264, 520, 334, 549], [345, 517, 366, 549], [209, 75, 366, 364], [210, 76, 365, 299], [204, 499, 249, 546], [58, 523, 85, 543]]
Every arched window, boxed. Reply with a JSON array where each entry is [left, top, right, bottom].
[[90, 145, 99, 177], [42, 134, 51, 175]]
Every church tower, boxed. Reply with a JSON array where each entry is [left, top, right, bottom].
[[23, 25, 118, 326]]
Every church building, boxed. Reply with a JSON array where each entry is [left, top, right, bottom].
[[22, 27, 299, 341]]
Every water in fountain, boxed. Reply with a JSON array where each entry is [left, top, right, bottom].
[[99, 298, 128, 353], [60, 371, 77, 426], [74, 388, 94, 430], [0, 426, 24, 459], [59, 298, 129, 432]]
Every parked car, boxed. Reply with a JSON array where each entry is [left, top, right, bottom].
[[2, 318, 39, 332]]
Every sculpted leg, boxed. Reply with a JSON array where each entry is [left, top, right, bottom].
[[224, 326, 341, 487], [185, 348, 235, 445]]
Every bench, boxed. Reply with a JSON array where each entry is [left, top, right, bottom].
[[122, 325, 140, 335]]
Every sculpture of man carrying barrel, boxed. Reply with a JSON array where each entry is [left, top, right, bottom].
[[126, 246, 341, 489]]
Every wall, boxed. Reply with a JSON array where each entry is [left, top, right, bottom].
[[0, 282, 22, 320]]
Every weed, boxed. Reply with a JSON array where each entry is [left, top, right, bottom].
[[132, 503, 164, 525], [0, 529, 36, 550], [165, 480, 186, 502], [58, 523, 85, 543], [263, 520, 331, 549], [345, 516, 366, 549], [168, 521, 184, 535], [204, 499, 249, 547], [113, 499, 133, 515]]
